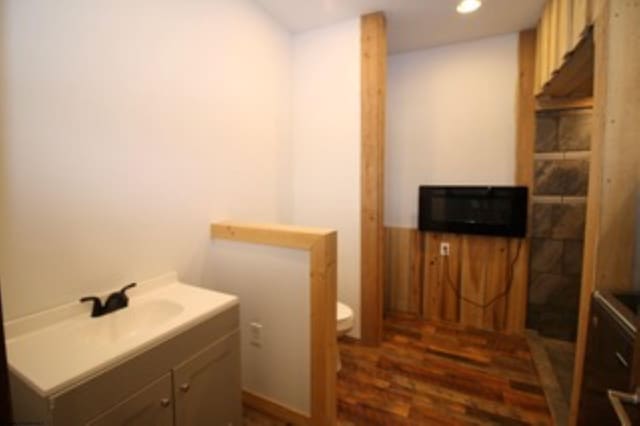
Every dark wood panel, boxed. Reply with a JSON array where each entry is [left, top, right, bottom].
[[337, 315, 553, 425]]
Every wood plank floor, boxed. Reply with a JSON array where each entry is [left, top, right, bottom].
[[337, 314, 553, 425]]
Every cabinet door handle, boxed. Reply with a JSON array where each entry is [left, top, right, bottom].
[[160, 398, 171, 408], [180, 383, 191, 393], [616, 351, 629, 368], [608, 387, 640, 426]]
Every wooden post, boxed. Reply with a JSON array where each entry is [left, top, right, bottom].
[[570, 0, 640, 423], [360, 12, 387, 346], [510, 29, 537, 334]]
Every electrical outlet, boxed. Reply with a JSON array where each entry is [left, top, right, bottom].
[[440, 242, 450, 256], [250, 322, 263, 347]]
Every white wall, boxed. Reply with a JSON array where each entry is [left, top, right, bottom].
[[0, 0, 292, 319], [207, 240, 310, 414], [289, 19, 362, 337], [386, 33, 518, 228]]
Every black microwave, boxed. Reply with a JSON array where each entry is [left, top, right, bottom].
[[418, 186, 528, 238]]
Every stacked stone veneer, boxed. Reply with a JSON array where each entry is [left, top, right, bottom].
[[527, 108, 592, 341]]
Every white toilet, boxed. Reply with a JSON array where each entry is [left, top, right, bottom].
[[336, 301, 354, 371]]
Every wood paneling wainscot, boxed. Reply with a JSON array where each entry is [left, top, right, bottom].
[[384, 228, 528, 333], [384, 227, 423, 316]]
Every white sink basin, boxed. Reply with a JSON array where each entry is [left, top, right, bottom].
[[4, 273, 238, 396], [78, 299, 185, 346]]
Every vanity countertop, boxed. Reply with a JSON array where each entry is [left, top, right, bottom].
[[4, 273, 238, 397]]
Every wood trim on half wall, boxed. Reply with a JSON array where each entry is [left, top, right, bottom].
[[211, 221, 337, 426], [360, 12, 387, 347]]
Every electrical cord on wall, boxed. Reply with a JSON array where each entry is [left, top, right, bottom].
[[441, 239, 523, 309]]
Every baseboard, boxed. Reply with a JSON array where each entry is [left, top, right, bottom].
[[242, 390, 310, 425]]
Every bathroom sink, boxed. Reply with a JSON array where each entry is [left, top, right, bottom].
[[78, 299, 185, 345], [4, 273, 238, 396]]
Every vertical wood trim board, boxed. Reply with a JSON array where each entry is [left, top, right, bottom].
[[516, 29, 537, 190], [309, 233, 337, 425], [506, 238, 530, 334], [568, 10, 605, 420], [570, 0, 640, 423], [360, 12, 387, 346], [384, 228, 528, 333], [513, 29, 537, 335], [211, 222, 337, 426]]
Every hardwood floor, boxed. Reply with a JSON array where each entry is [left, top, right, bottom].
[[337, 314, 553, 425]]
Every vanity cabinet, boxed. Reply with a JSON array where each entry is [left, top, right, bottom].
[[86, 374, 173, 426], [10, 304, 242, 426], [85, 332, 241, 426], [173, 332, 241, 426]]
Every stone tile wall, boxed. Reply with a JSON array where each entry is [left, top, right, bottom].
[[527, 109, 592, 341]]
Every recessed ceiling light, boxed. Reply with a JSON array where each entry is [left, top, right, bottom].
[[457, 0, 482, 14]]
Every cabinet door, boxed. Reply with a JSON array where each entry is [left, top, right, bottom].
[[579, 300, 635, 424], [173, 331, 241, 426], [86, 373, 173, 426]]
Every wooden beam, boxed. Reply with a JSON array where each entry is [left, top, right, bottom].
[[211, 221, 333, 250], [511, 29, 537, 334], [568, 12, 605, 426], [212, 222, 337, 425], [360, 12, 386, 346], [536, 96, 593, 111], [309, 233, 337, 425], [515, 29, 537, 190], [569, 0, 640, 423]]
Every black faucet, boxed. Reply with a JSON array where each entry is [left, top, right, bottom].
[[80, 283, 137, 317]]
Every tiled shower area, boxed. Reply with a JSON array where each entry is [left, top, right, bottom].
[[527, 107, 592, 419], [529, 108, 591, 340]]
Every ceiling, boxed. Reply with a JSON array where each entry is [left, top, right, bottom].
[[254, 0, 545, 53]]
